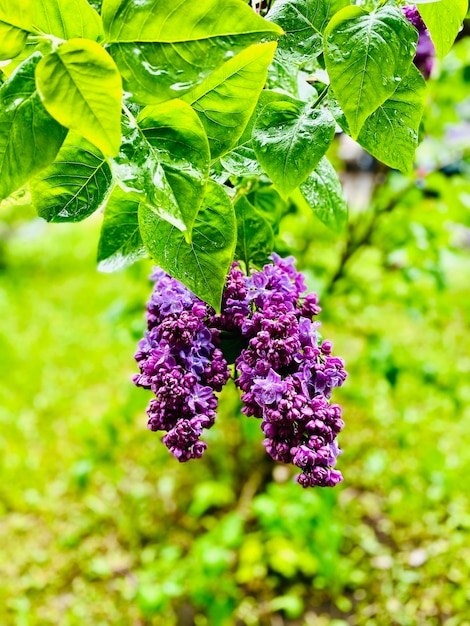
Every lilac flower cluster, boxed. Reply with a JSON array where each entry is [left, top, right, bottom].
[[133, 268, 230, 462], [403, 5, 436, 79], [134, 256, 347, 487], [219, 254, 347, 488]]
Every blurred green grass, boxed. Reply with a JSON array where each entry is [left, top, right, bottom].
[[0, 167, 469, 626]]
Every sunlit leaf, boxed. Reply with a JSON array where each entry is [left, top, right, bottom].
[[35, 39, 122, 157], [0, 53, 67, 201], [324, 5, 418, 138], [184, 42, 277, 160], [252, 98, 335, 196], [139, 181, 236, 310], [31, 133, 112, 222], [97, 186, 146, 272], [418, 0, 468, 59], [102, 0, 282, 104], [0, 22, 28, 61]]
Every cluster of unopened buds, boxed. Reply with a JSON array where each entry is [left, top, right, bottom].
[[134, 254, 347, 488]]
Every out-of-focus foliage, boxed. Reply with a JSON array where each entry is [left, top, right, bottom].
[[0, 24, 469, 626]]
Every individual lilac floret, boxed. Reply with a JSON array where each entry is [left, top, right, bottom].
[[134, 270, 230, 462], [403, 5, 435, 79], [230, 254, 347, 488]]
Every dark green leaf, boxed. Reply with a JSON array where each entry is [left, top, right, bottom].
[[184, 42, 277, 160], [0, 53, 67, 201], [97, 186, 146, 272], [252, 98, 335, 196], [267, 0, 349, 63], [298, 156, 347, 232], [324, 5, 418, 138], [138, 100, 210, 234], [250, 186, 286, 234], [35, 40, 122, 157], [138, 181, 236, 310], [418, 0, 468, 59], [103, 0, 282, 104], [31, 133, 112, 222], [235, 196, 273, 270]]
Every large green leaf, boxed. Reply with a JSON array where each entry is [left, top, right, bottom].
[[266, 0, 348, 63], [0, 53, 67, 201], [0, 21, 28, 61], [324, 5, 418, 138], [111, 104, 208, 237], [97, 186, 146, 272], [102, 0, 282, 104], [139, 181, 236, 310], [328, 64, 427, 173], [35, 39, 122, 157], [138, 100, 210, 234], [0, 0, 102, 40], [297, 157, 347, 233], [418, 0, 468, 59], [184, 42, 277, 160], [31, 133, 112, 222], [357, 64, 426, 173], [235, 196, 273, 270], [252, 98, 335, 196]]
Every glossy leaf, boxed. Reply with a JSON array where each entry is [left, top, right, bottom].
[[139, 181, 236, 310], [111, 104, 208, 237], [0, 21, 28, 61], [357, 64, 426, 173], [97, 186, 146, 272], [324, 5, 418, 138], [138, 100, 210, 234], [266, 0, 349, 63], [252, 99, 335, 196], [0, 0, 102, 40], [31, 133, 112, 222], [418, 0, 468, 59], [250, 186, 286, 234], [235, 196, 273, 270], [298, 157, 347, 232], [184, 42, 277, 160], [35, 39, 122, 157], [0, 53, 67, 201], [103, 0, 282, 104]]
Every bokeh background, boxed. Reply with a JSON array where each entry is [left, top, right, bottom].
[[0, 27, 469, 626]]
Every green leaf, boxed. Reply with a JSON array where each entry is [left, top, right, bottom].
[[328, 64, 427, 173], [35, 39, 122, 157], [97, 186, 146, 272], [418, 0, 468, 59], [184, 42, 278, 160], [252, 98, 335, 196], [138, 100, 210, 235], [0, 0, 102, 40], [358, 64, 426, 173], [103, 0, 282, 104], [235, 196, 273, 270], [0, 53, 67, 201], [266, 0, 349, 63], [250, 186, 286, 234], [111, 103, 207, 237], [139, 181, 236, 310], [298, 157, 347, 232], [31, 133, 112, 222], [324, 5, 418, 138], [0, 21, 28, 61]]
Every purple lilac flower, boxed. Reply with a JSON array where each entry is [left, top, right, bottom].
[[134, 271, 230, 462], [403, 5, 436, 79], [227, 254, 347, 488], [134, 255, 347, 488]]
